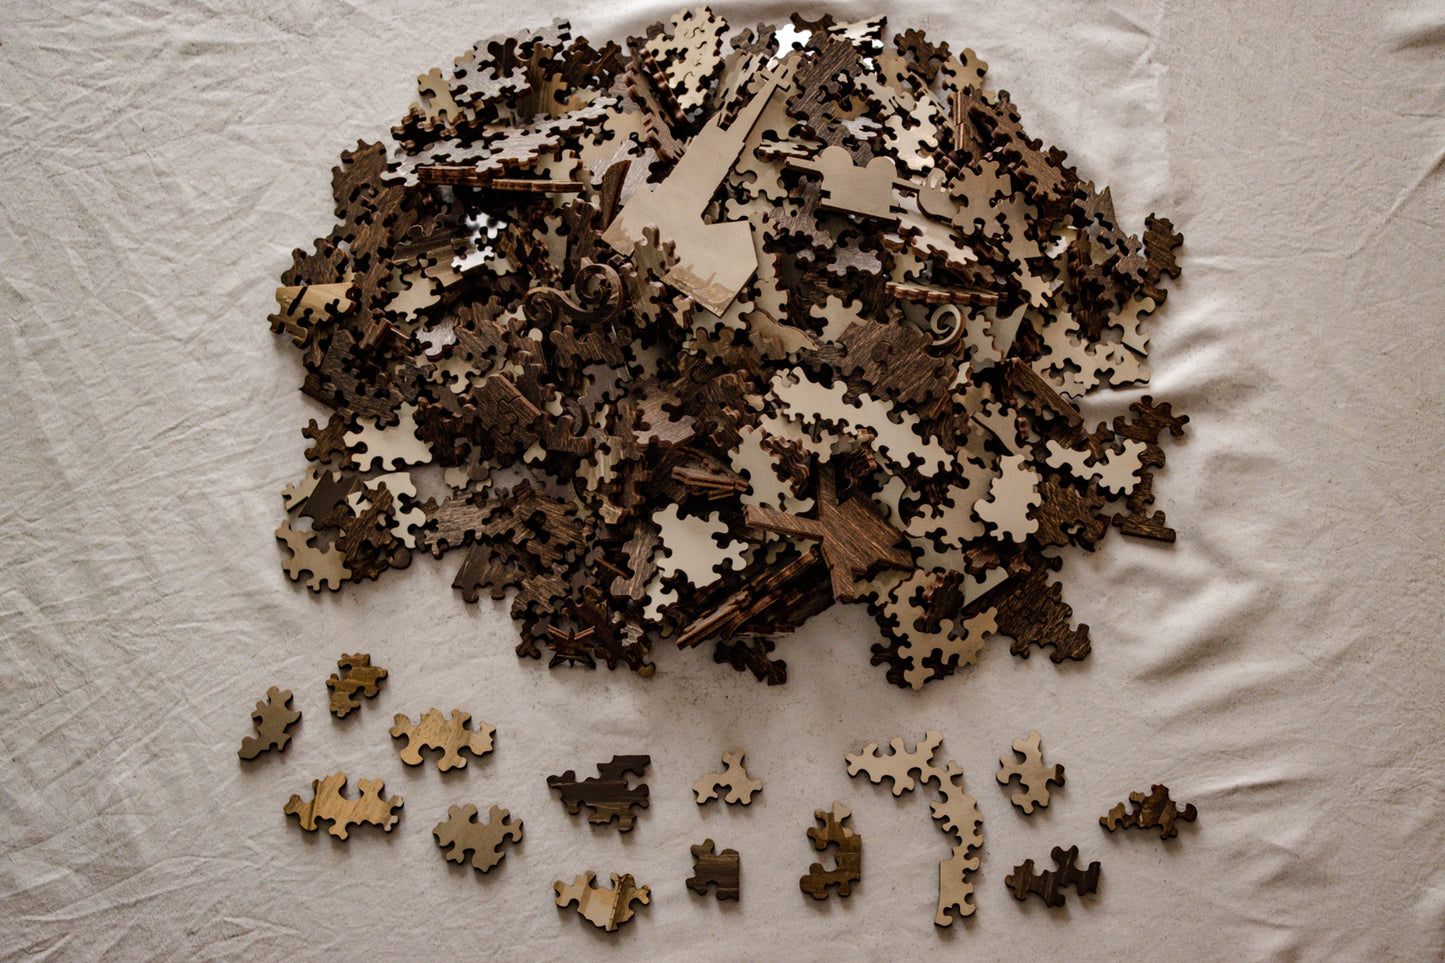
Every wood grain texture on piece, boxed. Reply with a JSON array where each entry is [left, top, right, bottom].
[[325, 653, 387, 717], [238, 687, 300, 760], [800, 801, 862, 900], [997, 731, 1064, 814], [433, 804, 522, 872], [846, 731, 983, 926], [547, 754, 650, 831], [554, 871, 651, 931], [687, 839, 740, 901], [1101, 785, 1198, 840], [1005, 846, 1100, 908], [283, 773, 403, 839], [389, 708, 495, 771], [693, 750, 763, 805], [264, 9, 1186, 691]]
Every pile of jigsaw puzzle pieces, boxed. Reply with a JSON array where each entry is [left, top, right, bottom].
[[270, 8, 1187, 688]]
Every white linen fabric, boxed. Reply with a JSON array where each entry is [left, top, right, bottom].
[[3, 1, 1444, 958]]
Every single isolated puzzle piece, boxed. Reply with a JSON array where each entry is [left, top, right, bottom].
[[846, 730, 946, 795], [687, 839, 740, 901], [1101, 784, 1198, 840], [1004, 845, 1100, 908], [693, 750, 763, 805], [800, 801, 862, 900], [283, 772, 403, 839], [997, 730, 1065, 814], [390, 708, 495, 771], [239, 686, 301, 760], [326, 652, 388, 717], [547, 755, 650, 831], [433, 803, 522, 872], [554, 871, 651, 931]]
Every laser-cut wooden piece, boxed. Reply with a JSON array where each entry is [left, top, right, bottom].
[[547, 755, 651, 831], [433, 803, 523, 872], [283, 772, 403, 839], [1005, 846, 1100, 907], [1101, 784, 1198, 839], [239, 687, 300, 760], [800, 801, 862, 899], [687, 839, 740, 901], [997, 731, 1065, 814], [326, 653, 388, 717], [845, 732, 983, 926], [390, 708, 495, 771], [554, 871, 651, 931], [693, 750, 763, 806]]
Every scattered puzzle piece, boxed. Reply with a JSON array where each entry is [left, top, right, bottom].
[[693, 750, 763, 805], [283, 772, 403, 839], [1005, 845, 1100, 907], [547, 755, 650, 831], [846, 730, 946, 796], [687, 839, 740, 901], [433, 803, 522, 872], [800, 801, 862, 900], [390, 708, 495, 771], [845, 731, 983, 926], [554, 871, 651, 931], [997, 730, 1064, 814], [239, 687, 301, 760], [1101, 784, 1198, 839], [326, 653, 388, 717]]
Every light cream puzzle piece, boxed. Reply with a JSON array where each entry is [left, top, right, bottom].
[[996, 731, 1065, 814], [694, 750, 764, 805]]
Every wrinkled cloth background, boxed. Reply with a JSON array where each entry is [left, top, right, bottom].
[[3, 0, 1444, 958]]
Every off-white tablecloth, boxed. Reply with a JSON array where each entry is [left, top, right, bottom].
[[4, 0, 1444, 958]]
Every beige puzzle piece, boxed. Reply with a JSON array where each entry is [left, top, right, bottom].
[[694, 750, 763, 805], [996, 730, 1065, 814], [390, 708, 495, 771]]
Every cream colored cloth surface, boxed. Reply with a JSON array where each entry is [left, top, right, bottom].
[[3, 1, 1444, 958]]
